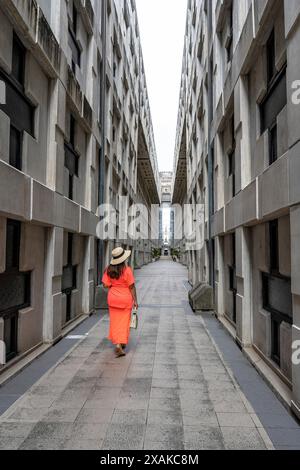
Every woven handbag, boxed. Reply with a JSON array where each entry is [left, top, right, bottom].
[[130, 307, 138, 329]]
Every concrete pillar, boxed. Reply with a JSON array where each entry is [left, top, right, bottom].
[[215, 236, 225, 316], [235, 226, 252, 347], [18, 224, 45, 353], [290, 205, 300, 418], [0, 318, 5, 364], [82, 236, 95, 314], [46, 80, 66, 194], [0, 217, 6, 274], [234, 76, 251, 192], [43, 227, 64, 343]]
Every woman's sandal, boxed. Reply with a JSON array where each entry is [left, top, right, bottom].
[[115, 345, 126, 358]]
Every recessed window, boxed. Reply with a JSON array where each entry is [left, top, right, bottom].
[[9, 126, 22, 171], [227, 116, 236, 198], [211, 144, 215, 214], [0, 220, 31, 362], [260, 29, 287, 166], [262, 219, 292, 367], [225, 3, 233, 63], [228, 233, 237, 324], [269, 123, 278, 165], [267, 30, 276, 85], [0, 34, 35, 171], [68, 3, 81, 73], [269, 220, 279, 273], [64, 115, 79, 200], [11, 34, 25, 86], [124, 1, 130, 29], [262, 271, 292, 366], [62, 233, 77, 324]]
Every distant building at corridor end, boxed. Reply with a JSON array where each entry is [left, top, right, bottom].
[[172, 0, 300, 419], [159, 172, 174, 251]]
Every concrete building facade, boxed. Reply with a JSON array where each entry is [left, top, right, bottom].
[[0, 0, 159, 370], [159, 171, 174, 251], [173, 0, 300, 418]]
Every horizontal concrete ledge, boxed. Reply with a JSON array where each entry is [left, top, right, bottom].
[[218, 314, 237, 340], [0, 313, 91, 388], [0, 161, 99, 236], [244, 347, 292, 411], [0, 343, 49, 387], [217, 314, 295, 417], [291, 400, 300, 421]]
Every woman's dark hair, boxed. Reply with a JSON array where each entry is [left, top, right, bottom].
[[106, 262, 126, 280]]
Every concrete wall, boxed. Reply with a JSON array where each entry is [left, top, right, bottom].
[[0, 0, 159, 370], [173, 0, 300, 416]]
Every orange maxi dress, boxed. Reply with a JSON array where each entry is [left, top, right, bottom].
[[102, 266, 135, 346]]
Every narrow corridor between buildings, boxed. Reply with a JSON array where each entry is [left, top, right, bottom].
[[0, 261, 299, 450]]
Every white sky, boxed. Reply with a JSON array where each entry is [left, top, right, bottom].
[[136, 0, 187, 172]]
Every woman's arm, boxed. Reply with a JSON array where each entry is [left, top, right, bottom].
[[129, 284, 138, 309]]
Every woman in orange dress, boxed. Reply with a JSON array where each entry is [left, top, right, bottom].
[[102, 247, 138, 357]]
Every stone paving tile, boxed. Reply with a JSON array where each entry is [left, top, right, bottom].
[[178, 380, 207, 390], [181, 401, 215, 414], [29, 384, 66, 396], [92, 385, 122, 395], [49, 395, 87, 410], [183, 425, 225, 450], [182, 411, 219, 427], [19, 438, 64, 450], [102, 424, 145, 450], [152, 370, 178, 381], [111, 409, 147, 425], [76, 407, 114, 424], [144, 440, 185, 450], [145, 424, 184, 444], [213, 401, 248, 414], [83, 398, 116, 410], [148, 398, 181, 412], [0, 422, 34, 438], [116, 397, 149, 411], [18, 394, 59, 409], [147, 410, 183, 426], [127, 365, 154, 379], [123, 377, 152, 390], [27, 422, 73, 440], [216, 412, 256, 428], [179, 389, 209, 400], [42, 408, 83, 423], [63, 439, 103, 450], [87, 388, 120, 403], [131, 356, 156, 365], [154, 354, 178, 365], [67, 377, 97, 390], [3, 407, 49, 423], [95, 377, 126, 388], [0, 438, 25, 450], [150, 388, 180, 399], [221, 427, 267, 450], [70, 422, 109, 440]]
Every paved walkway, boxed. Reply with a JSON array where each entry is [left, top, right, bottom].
[[0, 260, 299, 450]]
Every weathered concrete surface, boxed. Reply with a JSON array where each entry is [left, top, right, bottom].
[[0, 261, 280, 450]]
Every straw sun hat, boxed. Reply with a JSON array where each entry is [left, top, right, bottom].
[[110, 247, 131, 266]]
